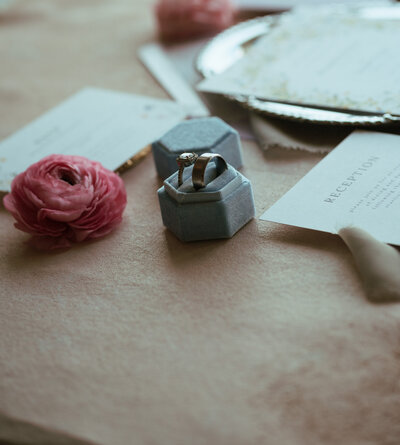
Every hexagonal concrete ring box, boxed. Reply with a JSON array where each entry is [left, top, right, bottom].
[[158, 165, 255, 242], [152, 117, 243, 179]]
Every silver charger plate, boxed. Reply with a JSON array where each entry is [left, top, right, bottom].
[[196, 13, 400, 126]]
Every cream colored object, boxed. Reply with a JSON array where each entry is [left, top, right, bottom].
[[339, 227, 400, 302]]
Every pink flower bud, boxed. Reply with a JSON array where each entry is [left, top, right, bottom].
[[3, 154, 127, 250], [155, 0, 236, 42]]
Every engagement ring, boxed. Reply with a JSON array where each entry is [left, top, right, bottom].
[[176, 152, 198, 187]]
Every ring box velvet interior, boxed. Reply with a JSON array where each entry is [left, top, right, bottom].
[[152, 117, 243, 179], [158, 163, 255, 242]]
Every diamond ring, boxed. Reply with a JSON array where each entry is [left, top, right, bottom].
[[176, 152, 198, 187]]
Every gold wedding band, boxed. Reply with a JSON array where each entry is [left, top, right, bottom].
[[176, 152, 198, 187], [192, 153, 228, 190]]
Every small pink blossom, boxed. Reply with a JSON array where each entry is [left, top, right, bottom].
[[155, 0, 236, 42], [3, 154, 127, 250]]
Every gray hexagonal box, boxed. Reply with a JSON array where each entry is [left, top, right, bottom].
[[152, 117, 243, 179], [158, 163, 255, 242]]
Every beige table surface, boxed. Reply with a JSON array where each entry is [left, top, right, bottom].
[[1, 1, 400, 444]]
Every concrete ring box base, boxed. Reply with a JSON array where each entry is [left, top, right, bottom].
[[158, 163, 255, 242], [152, 117, 243, 179]]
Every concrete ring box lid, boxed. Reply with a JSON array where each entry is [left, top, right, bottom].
[[157, 162, 255, 242], [152, 117, 243, 179]]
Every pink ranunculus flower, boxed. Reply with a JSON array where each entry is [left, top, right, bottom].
[[3, 154, 127, 250], [155, 0, 236, 42]]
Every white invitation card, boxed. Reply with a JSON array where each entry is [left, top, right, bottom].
[[261, 131, 400, 246], [234, 0, 391, 11], [0, 87, 186, 191], [198, 5, 400, 115]]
